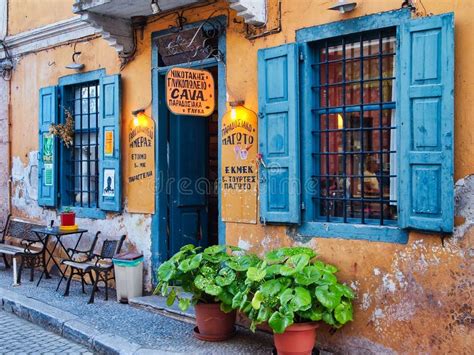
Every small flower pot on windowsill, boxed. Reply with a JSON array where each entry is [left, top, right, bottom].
[[60, 211, 76, 227]]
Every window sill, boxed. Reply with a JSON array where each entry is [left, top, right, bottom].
[[297, 221, 408, 244], [59, 207, 106, 220]]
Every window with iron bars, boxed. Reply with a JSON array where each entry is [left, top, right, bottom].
[[311, 28, 397, 225], [66, 81, 100, 208]]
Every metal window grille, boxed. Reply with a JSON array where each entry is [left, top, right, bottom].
[[311, 28, 397, 225], [67, 81, 100, 208]]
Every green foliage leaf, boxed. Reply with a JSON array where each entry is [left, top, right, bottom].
[[166, 288, 176, 306], [227, 254, 260, 271], [334, 302, 353, 324], [157, 261, 176, 282], [220, 302, 234, 314], [315, 285, 342, 310], [295, 265, 321, 286], [257, 306, 272, 322], [180, 244, 197, 252], [322, 311, 337, 327], [251, 291, 265, 310], [215, 267, 236, 286], [265, 264, 282, 277], [178, 253, 202, 272], [264, 249, 289, 264], [279, 288, 294, 306], [280, 254, 310, 276], [318, 272, 337, 285], [204, 245, 226, 255], [260, 279, 284, 297], [178, 298, 191, 311], [290, 287, 311, 311], [247, 267, 266, 282], [299, 304, 324, 321], [333, 283, 355, 299], [194, 274, 222, 296], [232, 291, 247, 310], [200, 265, 217, 278], [269, 311, 293, 334]]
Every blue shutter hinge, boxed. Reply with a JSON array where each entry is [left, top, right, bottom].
[[258, 112, 264, 119], [301, 202, 305, 210], [299, 52, 305, 61]]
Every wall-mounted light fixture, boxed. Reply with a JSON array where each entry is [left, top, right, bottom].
[[328, 0, 357, 14], [229, 100, 245, 121], [151, 0, 161, 15], [65, 43, 84, 71], [132, 109, 149, 127]]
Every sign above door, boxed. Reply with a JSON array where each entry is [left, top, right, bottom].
[[166, 67, 215, 117]]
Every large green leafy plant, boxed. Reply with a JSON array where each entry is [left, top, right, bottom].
[[154, 244, 260, 313], [233, 247, 354, 333]]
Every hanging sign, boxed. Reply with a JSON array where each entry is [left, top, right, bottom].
[[221, 106, 258, 224], [166, 67, 215, 117], [42, 134, 54, 186], [127, 113, 155, 214]]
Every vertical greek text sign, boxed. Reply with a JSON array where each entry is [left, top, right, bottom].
[[166, 67, 215, 117], [127, 114, 156, 213], [221, 107, 258, 224]]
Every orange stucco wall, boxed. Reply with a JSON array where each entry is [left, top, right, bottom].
[[6, 0, 473, 353], [8, 0, 76, 36]]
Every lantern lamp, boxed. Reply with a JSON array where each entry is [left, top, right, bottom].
[[328, 0, 357, 13], [132, 109, 149, 127], [229, 100, 245, 121]]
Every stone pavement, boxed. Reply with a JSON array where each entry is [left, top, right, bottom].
[[0, 310, 92, 354], [0, 268, 274, 354]]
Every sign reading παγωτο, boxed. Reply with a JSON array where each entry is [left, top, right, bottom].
[[166, 67, 215, 117], [221, 106, 258, 224]]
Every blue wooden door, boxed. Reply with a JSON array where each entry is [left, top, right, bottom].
[[168, 112, 209, 255]]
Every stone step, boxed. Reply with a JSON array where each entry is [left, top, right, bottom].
[[129, 294, 195, 323]]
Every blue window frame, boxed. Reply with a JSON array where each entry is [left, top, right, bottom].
[[257, 9, 454, 243], [38, 69, 122, 218]]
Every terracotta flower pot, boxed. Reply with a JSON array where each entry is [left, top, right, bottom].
[[273, 322, 318, 355], [193, 303, 236, 341], [60, 212, 75, 226]]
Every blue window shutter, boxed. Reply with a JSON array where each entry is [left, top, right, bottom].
[[38, 86, 59, 207], [98, 74, 122, 212], [258, 43, 301, 224], [398, 13, 454, 232]]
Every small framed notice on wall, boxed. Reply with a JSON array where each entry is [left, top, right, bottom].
[[104, 130, 114, 157], [102, 169, 115, 198]]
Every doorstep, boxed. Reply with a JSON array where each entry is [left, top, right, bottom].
[[129, 293, 195, 322]]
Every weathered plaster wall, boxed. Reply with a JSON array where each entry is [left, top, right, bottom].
[[5, 0, 474, 353], [7, 0, 75, 36], [0, 78, 9, 220]]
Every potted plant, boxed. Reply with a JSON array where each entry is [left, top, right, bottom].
[[154, 244, 260, 341], [234, 247, 354, 355], [60, 207, 76, 227]]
